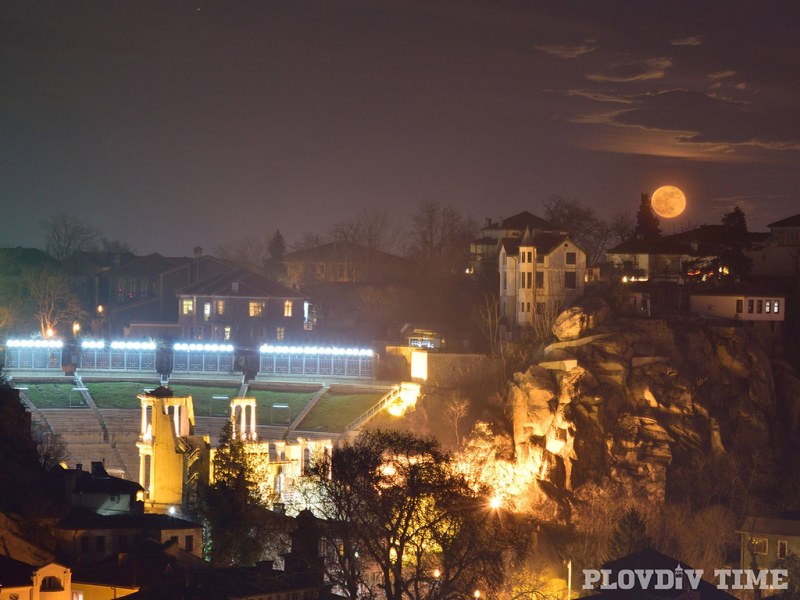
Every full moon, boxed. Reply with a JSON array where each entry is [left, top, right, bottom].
[[651, 185, 687, 218]]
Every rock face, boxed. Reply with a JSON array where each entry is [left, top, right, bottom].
[[511, 312, 799, 505], [551, 296, 611, 341]]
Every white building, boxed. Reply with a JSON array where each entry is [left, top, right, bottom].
[[690, 289, 785, 334], [499, 228, 586, 328]]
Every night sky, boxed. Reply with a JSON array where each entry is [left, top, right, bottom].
[[2, 1, 799, 256]]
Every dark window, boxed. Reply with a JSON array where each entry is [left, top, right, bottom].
[[186, 535, 194, 553], [119, 534, 128, 550], [566, 252, 577, 265], [96, 535, 105, 552], [535, 272, 544, 289], [748, 300, 754, 314], [757, 300, 763, 314], [736, 299, 743, 313], [170, 535, 179, 543], [80, 536, 90, 553], [565, 271, 577, 290], [778, 540, 788, 559]]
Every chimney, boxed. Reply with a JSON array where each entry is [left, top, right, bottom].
[[485, 218, 492, 227], [232, 281, 239, 293], [193, 246, 203, 257]]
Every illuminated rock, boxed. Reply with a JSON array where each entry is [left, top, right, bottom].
[[551, 297, 610, 341]]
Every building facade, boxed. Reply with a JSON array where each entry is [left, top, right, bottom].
[[499, 229, 586, 328]]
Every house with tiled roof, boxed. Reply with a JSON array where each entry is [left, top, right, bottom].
[[176, 268, 308, 345], [499, 228, 586, 329], [606, 225, 768, 283], [737, 513, 800, 572], [468, 211, 558, 274], [281, 241, 412, 287], [96, 248, 235, 337]]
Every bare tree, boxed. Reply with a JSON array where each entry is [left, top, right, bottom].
[[291, 231, 326, 251], [20, 267, 84, 336], [34, 428, 69, 470], [331, 204, 404, 254], [542, 196, 611, 264], [473, 294, 504, 357], [445, 394, 470, 446], [609, 212, 635, 246], [215, 234, 269, 270], [408, 200, 477, 274], [40, 213, 100, 260]]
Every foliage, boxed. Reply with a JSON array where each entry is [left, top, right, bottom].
[[196, 419, 272, 566], [267, 229, 287, 261], [634, 193, 661, 240], [718, 205, 753, 279], [606, 508, 651, 561], [774, 552, 800, 599], [40, 213, 100, 261], [34, 428, 69, 470], [307, 430, 520, 600]]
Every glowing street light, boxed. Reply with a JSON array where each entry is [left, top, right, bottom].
[[474, 590, 481, 599], [45, 327, 55, 338], [489, 496, 502, 510], [72, 322, 81, 337]]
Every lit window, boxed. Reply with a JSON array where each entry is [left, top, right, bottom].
[[774, 300, 780, 314], [182, 299, 194, 315], [566, 252, 577, 265], [766, 300, 771, 313], [204, 302, 211, 321], [216, 300, 225, 315], [249, 302, 264, 317], [284, 300, 293, 318], [223, 327, 231, 341], [276, 327, 285, 341], [751, 538, 768, 555]]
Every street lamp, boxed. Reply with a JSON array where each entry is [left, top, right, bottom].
[[72, 322, 81, 338]]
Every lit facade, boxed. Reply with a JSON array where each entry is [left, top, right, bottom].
[[499, 229, 586, 328]]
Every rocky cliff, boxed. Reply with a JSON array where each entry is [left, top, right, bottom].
[[509, 301, 800, 511]]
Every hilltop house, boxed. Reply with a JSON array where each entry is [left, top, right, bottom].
[[280, 241, 412, 287], [606, 225, 768, 283], [747, 213, 800, 277], [499, 228, 586, 329], [96, 248, 234, 337], [690, 285, 786, 334], [737, 514, 800, 571], [469, 211, 557, 274], [176, 268, 308, 344]]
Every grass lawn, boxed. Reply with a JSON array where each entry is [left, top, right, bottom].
[[297, 392, 385, 433], [248, 389, 319, 425], [86, 382, 157, 408], [22, 383, 88, 408], [168, 385, 241, 416]]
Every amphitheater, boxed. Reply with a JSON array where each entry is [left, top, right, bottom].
[[14, 374, 402, 484]]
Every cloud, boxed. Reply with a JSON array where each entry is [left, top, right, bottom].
[[605, 90, 800, 150], [587, 58, 672, 83], [708, 70, 736, 80], [671, 35, 702, 46], [561, 89, 634, 104], [535, 41, 598, 59]]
